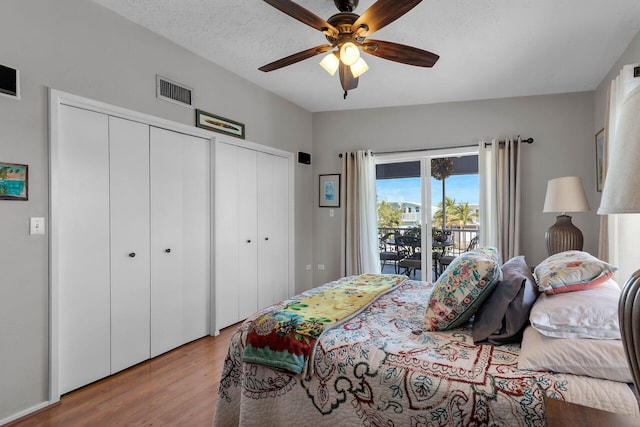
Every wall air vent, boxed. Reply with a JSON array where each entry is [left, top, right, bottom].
[[156, 75, 193, 108]]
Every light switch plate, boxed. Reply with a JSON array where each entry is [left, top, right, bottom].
[[30, 217, 45, 235]]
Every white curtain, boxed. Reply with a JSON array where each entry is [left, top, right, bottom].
[[598, 81, 615, 261], [478, 137, 522, 259], [340, 150, 380, 276]]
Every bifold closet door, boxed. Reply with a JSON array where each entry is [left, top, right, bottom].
[[237, 147, 259, 320], [214, 142, 258, 329], [257, 152, 290, 309], [109, 117, 151, 373], [58, 105, 111, 394], [149, 127, 211, 357]]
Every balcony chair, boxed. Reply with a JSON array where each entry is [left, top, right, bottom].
[[396, 235, 421, 278], [379, 232, 402, 273], [437, 235, 479, 277]]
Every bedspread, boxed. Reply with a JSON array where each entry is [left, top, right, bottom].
[[214, 278, 640, 426], [242, 273, 406, 374]]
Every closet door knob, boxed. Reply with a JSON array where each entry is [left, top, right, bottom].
[[129, 252, 136, 258], [265, 237, 269, 241], [165, 248, 171, 253], [246, 239, 252, 243]]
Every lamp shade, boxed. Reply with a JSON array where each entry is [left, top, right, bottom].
[[598, 85, 640, 214], [543, 176, 590, 213], [319, 52, 339, 76], [350, 57, 369, 78], [339, 42, 360, 66]]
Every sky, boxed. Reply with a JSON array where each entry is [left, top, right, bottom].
[[376, 174, 479, 206]]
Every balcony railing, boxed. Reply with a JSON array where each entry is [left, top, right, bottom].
[[379, 226, 479, 256]]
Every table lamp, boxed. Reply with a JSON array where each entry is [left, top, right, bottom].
[[543, 176, 590, 255], [598, 83, 640, 391]]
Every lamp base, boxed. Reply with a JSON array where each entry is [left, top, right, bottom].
[[545, 214, 583, 255], [619, 269, 640, 391]]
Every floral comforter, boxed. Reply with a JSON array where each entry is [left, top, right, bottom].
[[214, 278, 639, 427]]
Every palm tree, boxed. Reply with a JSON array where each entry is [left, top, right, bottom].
[[432, 197, 457, 228], [431, 158, 455, 229], [450, 202, 479, 229]]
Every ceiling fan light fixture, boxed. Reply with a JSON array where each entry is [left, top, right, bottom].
[[350, 57, 369, 78], [320, 52, 340, 75], [339, 42, 360, 66]]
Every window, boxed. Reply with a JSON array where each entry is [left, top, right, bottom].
[[376, 147, 479, 281]]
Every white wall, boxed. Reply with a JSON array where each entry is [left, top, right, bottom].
[[0, 0, 313, 421], [311, 92, 599, 285]]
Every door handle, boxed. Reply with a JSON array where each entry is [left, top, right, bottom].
[[165, 248, 171, 253], [129, 252, 136, 258]]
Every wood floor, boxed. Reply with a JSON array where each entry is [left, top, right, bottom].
[[7, 325, 238, 427]]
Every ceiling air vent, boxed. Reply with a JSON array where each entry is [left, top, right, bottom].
[[156, 75, 193, 108]]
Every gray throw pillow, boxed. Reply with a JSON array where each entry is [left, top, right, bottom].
[[472, 255, 539, 344]]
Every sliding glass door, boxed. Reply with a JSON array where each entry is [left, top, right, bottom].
[[376, 147, 479, 282]]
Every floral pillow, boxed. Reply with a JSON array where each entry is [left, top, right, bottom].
[[533, 251, 617, 294], [425, 246, 502, 331]]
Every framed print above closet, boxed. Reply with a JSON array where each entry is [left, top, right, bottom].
[[196, 109, 245, 139]]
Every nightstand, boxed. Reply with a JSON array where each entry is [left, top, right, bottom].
[[544, 396, 640, 426]]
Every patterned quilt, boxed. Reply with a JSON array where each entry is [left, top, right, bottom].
[[242, 273, 406, 374], [214, 278, 639, 427]]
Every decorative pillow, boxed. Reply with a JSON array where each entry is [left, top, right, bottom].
[[425, 246, 502, 331], [529, 278, 621, 339], [518, 326, 632, 383], [473, 255, 539, 344], [533, 250, 617, 294]]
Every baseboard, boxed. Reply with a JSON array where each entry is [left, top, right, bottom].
[[1, 400, 57, 426]]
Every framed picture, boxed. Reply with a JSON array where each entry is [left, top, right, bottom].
[[595, 128, 605, 192], [196, 109, 245, 139], [0, 162, 28, 200], [319, 174, 340, 207]]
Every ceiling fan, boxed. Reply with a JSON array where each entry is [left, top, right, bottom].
[[259, 0, 440, 99]]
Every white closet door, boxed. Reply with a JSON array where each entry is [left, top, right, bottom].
[[236, 147, 259, 320], [109, 117, 151, 373], [214, 142, 241, 329], [270, 153, 291, 304], [257, 152, 290, 309], [150, 127, 210, 357], [215, 142, 258, 329], [58, 105, 111, 394]]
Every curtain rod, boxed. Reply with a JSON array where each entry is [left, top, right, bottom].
[[338, 137, 534, 157]]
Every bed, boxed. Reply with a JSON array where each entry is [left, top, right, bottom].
[[213, 249, 640, 426]]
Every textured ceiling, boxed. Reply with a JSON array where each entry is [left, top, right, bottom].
[[90, 0, 640, 112]]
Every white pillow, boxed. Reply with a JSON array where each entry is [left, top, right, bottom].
[[529, 278, 621, 339], [518, 326, 632, 383]]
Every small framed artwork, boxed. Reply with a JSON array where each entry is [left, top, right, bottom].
[[319, 174, 340, 207], [195, 109, 245, 139], [0, 162, 28, 200], [595, 128, 605, 192]]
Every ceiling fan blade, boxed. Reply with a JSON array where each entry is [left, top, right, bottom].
[[351, 0, 422, 36], [362, 40, 439, 67], [259, 44, 333, 72], [263, 0, 339, 37]]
